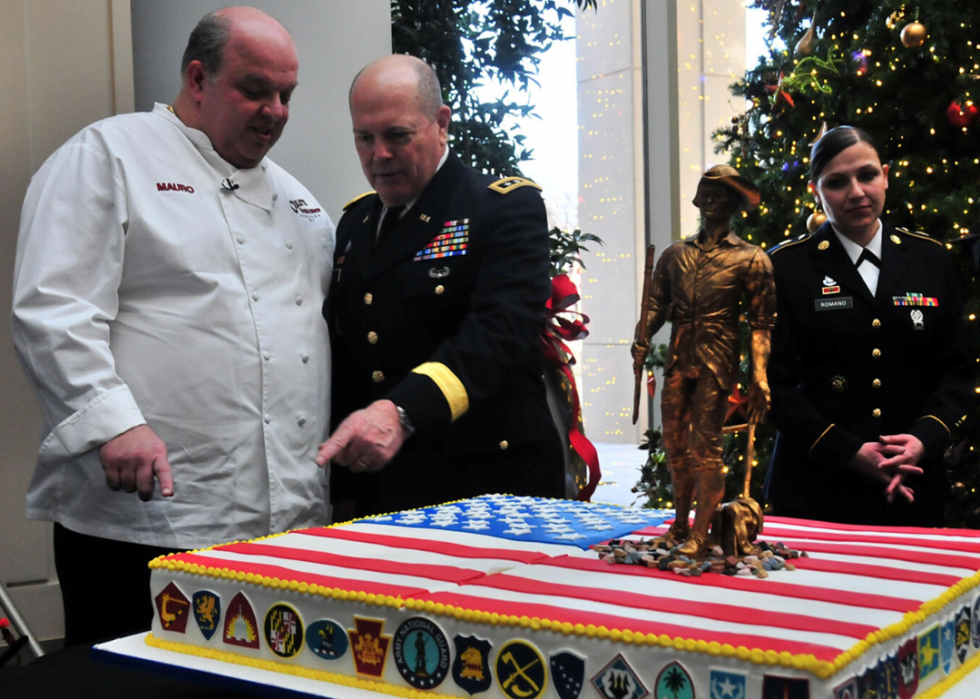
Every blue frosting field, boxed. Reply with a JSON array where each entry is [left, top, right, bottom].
[[357, 494, 671, 550]]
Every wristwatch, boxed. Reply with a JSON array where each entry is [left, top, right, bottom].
[[395, 405, 416, 436]]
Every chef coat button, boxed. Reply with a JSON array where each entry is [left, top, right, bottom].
[[297, 416, 306, 427], [499, 440, 509, 450], [872, 408, 882, 418], [372, 370, 385, 383], [872, 348, 881, 358], [237, 235, 245, 244], [285, 241, 294, 250], [873, 378, 881, 388], [872, 318, 881, 329], [264, 414, 272, 424], [435, 285, 445, 295], [295, 296, 303, 306], [367, 331, 378, 344], [302, 354, 310, 363], [252, 292, 260, 302], [364, 293, 373, 305], [263, 351, 271, 360]]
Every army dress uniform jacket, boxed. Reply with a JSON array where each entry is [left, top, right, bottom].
[[326, 152, 564, 515], [764, 223, 972, 526]]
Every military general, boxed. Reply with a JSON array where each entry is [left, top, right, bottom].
[[316, 55, 564, 519]]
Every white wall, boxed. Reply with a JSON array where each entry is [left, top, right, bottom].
[[1, 0, 390, 642]]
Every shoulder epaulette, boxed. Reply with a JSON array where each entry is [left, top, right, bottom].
[[894, 227, 945, 247], [768, 233, 811, 255], [342, 191, 376, 211], [488, 176, 542, 195]]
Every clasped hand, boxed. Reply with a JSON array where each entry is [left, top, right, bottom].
[[850, 434, 926, 504]]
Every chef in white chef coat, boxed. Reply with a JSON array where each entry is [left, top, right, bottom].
[[11, 7, 333, 646]]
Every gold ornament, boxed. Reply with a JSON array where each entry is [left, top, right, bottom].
[[886, 10, 905, 30], [795, 15, 818, 57], [808, 211, 828, 233], [900, 22, 927, 48]]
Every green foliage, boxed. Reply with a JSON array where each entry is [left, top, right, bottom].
[[707, 0, 980, 524], [549, 227, 603, 277], [391, 0, 596, 176]]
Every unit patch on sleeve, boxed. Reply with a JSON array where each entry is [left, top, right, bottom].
[[306, 619, 349, 661], [154, 582, 190, 633], [349, 617, 392, 679], [415, 220, 470, 261], [393, 617, 450, 689], [222, 592, 259, 649], [192, 590, 221, 641], [264, 603, 304, 659], [453, 634, 493, 695]]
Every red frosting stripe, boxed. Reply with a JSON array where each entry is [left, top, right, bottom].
[[787, 556, 963, 587], [758, 539, 980, 572], [469, 572, 878, 639], [208, 542, 487, 584], [542, 556, 919, 613], [419, 591, 845, 661], [298, 527, 545, 564], [765, 516, 980, 538], [171, 553, 428, 598]]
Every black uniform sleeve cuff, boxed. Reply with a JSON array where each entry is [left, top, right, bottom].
[[809, 424, 863, 475], [385, 367, 464, 433], [911, 415, 952, 459]]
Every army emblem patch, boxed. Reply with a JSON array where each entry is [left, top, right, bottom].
[[551, 651, 586, 699], [879, 653, 900, 699], [593, 654, 648, 699], [956, 606, 972, 664], [154, 582, 190, 633], [653, 661, 693, 699], [918, 625, 941, 681], [897, 637, 919, 699], [192, 590, 221, 640], [453, 634, 493, 695], [264, 603, 304, 659], [761, 676, 809, 699], [306, 619, 349, 661], [349, 617, 392, 678], [497, 640, 547, 699], [223, 592, 259, 649], [857, 661, 879, 699], [941, 617, 955, 674], [833, 676, 857, 699], [709, 668, 746, 699], [393, 617, 450, 689]]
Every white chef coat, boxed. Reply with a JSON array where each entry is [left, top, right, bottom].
[[12, 103, 334, 549]]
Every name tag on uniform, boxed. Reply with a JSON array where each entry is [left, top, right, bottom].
[[815, 296, 853, 311]]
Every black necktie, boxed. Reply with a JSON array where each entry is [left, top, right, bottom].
[[375, 205, 405, 248], [857, 248, 881, 268]]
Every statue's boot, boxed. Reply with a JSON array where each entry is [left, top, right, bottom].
[[676, 466, 726, 557]]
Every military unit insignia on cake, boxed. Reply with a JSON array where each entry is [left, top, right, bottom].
[[761, 675, 809, 699], [593, 654, 649, 699], [832, 676, 856, 699], [222, 592, 259, 649], [653, 661, 692, 699], [973, 597, 980, 649], [154, 582, 190, 633], [892, 293, 938, 306], [453, 634, 493, 695], [897, 637, 919, 699], [940, 617, 955, 675], [393, 617, 451, 689], [349, 617, 392, 678], [956, 606, 971, 664], [496, 640, 547, 699], [880, 653, 901, 699], [856, 662, 879, 699], [550, 651, 585, 699], [306, 619, 349, 661], [415, 220, 470, 261], [264, 603, 304, 659], [192, 590, 221, 641], [918, 624, 941, 681], [709, 668, 746, 699]]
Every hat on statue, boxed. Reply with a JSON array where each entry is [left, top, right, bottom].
[[692, 164, 761, 212]]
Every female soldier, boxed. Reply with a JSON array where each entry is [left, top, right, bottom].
[[764, 126, 972, 526]]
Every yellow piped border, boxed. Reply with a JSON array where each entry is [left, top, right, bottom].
[[145, 633, 470, 699], [412, 362, 469, 421], [147, 496, 980, 684], [921, 415, 952, 439]]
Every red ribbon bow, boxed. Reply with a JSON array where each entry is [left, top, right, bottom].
[[540, 274, 601, 501]]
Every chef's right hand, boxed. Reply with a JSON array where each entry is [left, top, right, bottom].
[[100, 424, 174, 501]]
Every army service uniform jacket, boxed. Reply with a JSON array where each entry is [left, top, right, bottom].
[[764, 223, 972, 526], [326, 152, 564, 515]]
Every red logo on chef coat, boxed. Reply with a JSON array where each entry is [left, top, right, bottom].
[[289, 198, 323, 216], [156, 182, 195, 194]]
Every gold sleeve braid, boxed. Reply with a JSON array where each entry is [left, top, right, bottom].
[[412, 362, 470, 421]]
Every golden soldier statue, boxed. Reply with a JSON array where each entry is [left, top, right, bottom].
[[632, 166, 776, 556]]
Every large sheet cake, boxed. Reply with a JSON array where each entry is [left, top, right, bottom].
[[147, 495, 980, 698]]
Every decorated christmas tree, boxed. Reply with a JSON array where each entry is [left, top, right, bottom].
[[637, 0, 980, 524]]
